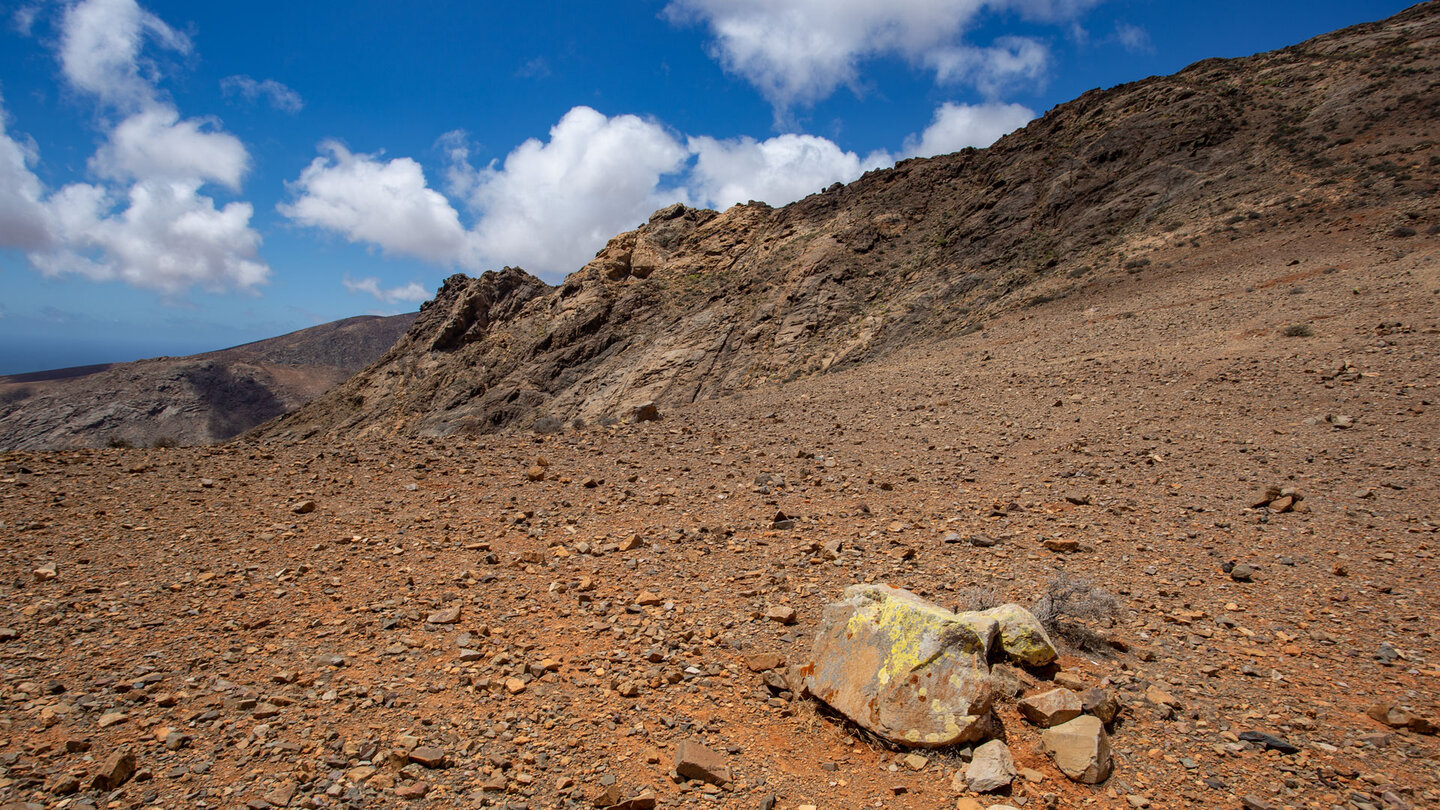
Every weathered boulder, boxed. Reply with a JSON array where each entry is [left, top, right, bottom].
[[804, 584, 997, 747], [1040, 715, 1113, 783], [981, 603, 1058, 666]]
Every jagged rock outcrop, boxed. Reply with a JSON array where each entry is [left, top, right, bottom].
[[254, 4, 1440, 440]]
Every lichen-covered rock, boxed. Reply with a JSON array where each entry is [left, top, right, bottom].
[[982, 603, 1058, 666], [804, 584, 996, 747]]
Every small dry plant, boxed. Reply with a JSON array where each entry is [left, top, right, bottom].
[[1031, 574, 1121, 653]]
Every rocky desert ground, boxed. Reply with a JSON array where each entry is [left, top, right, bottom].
[[2, 5, 1439, 810], [1, 219, 1436, 810]]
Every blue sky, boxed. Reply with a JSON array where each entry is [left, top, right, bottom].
[[0, 0, 1415, 373]]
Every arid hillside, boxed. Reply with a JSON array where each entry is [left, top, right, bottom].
[[258, 3, 1439, 442], [0, 314, 415, 450]]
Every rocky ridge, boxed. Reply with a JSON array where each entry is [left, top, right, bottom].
[[260, 3, 1440, 441], [0, 314, 416, 450]]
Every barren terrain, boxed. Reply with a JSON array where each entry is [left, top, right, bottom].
[[1, 5, 1439, 810], [0, 220, 1436, 809]]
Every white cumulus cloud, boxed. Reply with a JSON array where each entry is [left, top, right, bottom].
[[903, 101, 1035, 157], [454, 106, 691, 275], [0, 97, 54, 251], [283, 98, 1035, 282], [687, 133, 886, 210], [220, 75, 304, 113], [666, 0, 1101, 113], [91, 105, 249, 190], [343, 277, 430, 304], [35, 179, 267, 293], [280, 141, 474, 266], [59, 0, 188, 109], [0, 0, 270, 295]]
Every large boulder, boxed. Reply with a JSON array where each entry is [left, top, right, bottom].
[[804, 584, 999, 747]]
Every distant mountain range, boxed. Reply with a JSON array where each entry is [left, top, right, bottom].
[[0, 313, 415, 450]]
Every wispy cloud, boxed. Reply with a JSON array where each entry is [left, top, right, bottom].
[[343, 276, 430, 304], [220, 75, 304, 113], [664, 0, 1103, 120]]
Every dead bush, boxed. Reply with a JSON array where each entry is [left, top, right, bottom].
[[1031, 574, 1120, 652], [953, 587, 1002, 613]]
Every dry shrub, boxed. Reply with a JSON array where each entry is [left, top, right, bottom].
[[953, 587, 1002, 613], [1031, 574, 1120, 653]]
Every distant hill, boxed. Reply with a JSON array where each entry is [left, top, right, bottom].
[[0, 313, 416, 449], [254, 4, 1440, 443]]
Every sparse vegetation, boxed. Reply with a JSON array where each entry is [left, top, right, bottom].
[[531, 416, 563, 434], [1031, 574, 1121, 652], [953, 587, 1002, 613], [1281, 324, 1315, 337], [1392, 225, 1417, 237], [105, 436, 133, 449], [151, 437, 178, 448]]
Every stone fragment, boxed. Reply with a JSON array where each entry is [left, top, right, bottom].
[[1238, 731, 1299, 754], [1040, 716, 1112, 784], [32, 563, 57, 582], [263, 782, 297, 807], [745, 653, 784, 672], [962, 739, 1017, 793], [526, 465, 546, 482], [805, 584, 996, 748], [1145, 685, 1181, 709], [427, 606, 461, 624], [631, 402, 661, 423], [765, 605, 797, 625], [395, 782, 430, 799], [291, 500, 316, 514], [92, 749, 136, 791], [1019, 688, 1083, 728], [674, 740, 729, 786], [981, 603, 1058, 666], [408, 746, 447, 768], [1229, 563, 1256, 582], [1080, 688, 1121, 724], [901, 753, 928, 771], [1042, 538, 1079, 552]]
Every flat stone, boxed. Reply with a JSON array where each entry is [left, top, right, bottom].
[[745, 652, 785, 672], [1019, 688, 1083, 728], [290, 500, 316, 514], [674, 740, 729, 786], [408, 746, 447, 768], [765, 605, 797, 625], [805, 584, 996, 748], [426, 606, 461, 624]]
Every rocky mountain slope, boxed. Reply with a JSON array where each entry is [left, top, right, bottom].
[[259, 3, 1440, 442], [0, 314, 415, 450]]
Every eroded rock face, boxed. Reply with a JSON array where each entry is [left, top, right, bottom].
[[805, 584, 1055, 748]]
